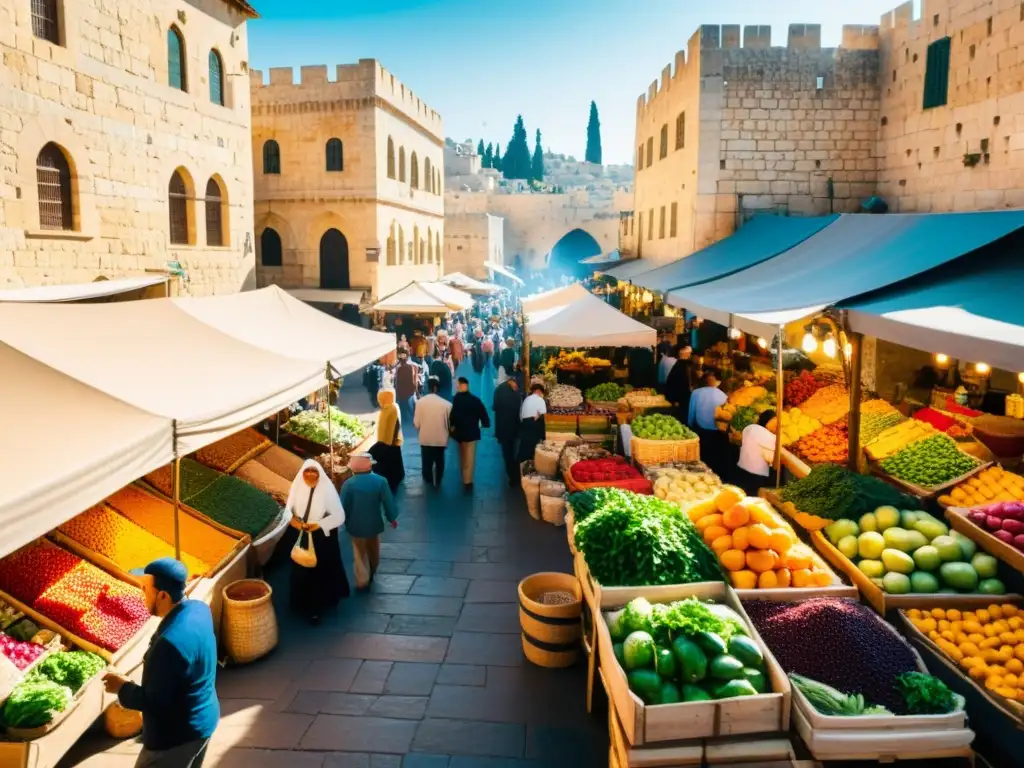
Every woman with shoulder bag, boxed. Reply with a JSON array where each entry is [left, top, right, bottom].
[[369, 388, 406, 493], [281, 460, 350, 623]]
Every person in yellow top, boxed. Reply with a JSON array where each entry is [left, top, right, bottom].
[[368, 388, 405, 493]]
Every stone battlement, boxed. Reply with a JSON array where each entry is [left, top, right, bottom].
[[636, 22, 880, 116], [878, 0, 961, 37], [250, 59, 442, 135]]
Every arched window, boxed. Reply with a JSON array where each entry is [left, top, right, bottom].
[[326, 138, 343, 172], [167, 26, 186, 91], [398, 147, 406, 182], [209, 50, 224, 105], [427, 228, 433, 263], [263, 140, 280, 174], [260, 228, 282, 266], [410, 151, 419, 189], [659, 124, 668, 159], [386, 224, 397, 266], [386, 137, 395, 179], [435, 233, 440, 264], [413, 225, 420, 263], [398, 225, 405, 262], [31, 0, 60, 44], [407, 241, 413, 262], [435, 170, 441, 196], [424, 158, 432, 192], [168, 170, 190, 245], [205, 178, 225, 247], [36, 142, 73, 230]]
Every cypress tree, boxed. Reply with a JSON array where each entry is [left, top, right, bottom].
[[483, 142, 493, 168], [504, 115, 531, 180], [476, 139, 485, 157], [493, 145, 502, 172], [531, 129, 545, 182], [585, 101, 602, 165]]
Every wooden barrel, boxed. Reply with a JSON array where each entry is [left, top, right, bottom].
[[518, 572, 582, 668]]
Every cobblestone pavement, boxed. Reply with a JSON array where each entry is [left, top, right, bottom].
[[62, 362, 607, 767]]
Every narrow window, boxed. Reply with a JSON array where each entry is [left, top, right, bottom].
[[326, 138, 343, 171], [659, 206, 666, 239], [204, 178, 224, 247], [36, 142, 73, 230], [670, 202, 678, 237], [263, 140, 280, 174], [208, 50, 224, 105], [659, 125, 668, 159], [387, 138, 396, 179], [260, 228, 282, 266], [637, 144, 644, 169], [399, 147, 406, 182], [675, 112, 685, 150], [168, 171, 189, 245], [646, 137, 654, 168], [411, 151, 419, 188], [168, 27, 187, 92], [31, 0, 60, 44], [648, 209, 654, 240], [637, 212, 643, 241], [425, 158, 432, 192], [923, 37, 951, 109]]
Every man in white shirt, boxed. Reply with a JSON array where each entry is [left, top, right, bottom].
[[736, 410, 779, 496], [687, 371, 728, 474], [517, 383, 547, 461], [413, 377, 453, 488], [657, 351, 677, 391]]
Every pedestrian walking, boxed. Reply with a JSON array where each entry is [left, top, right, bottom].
[[450, 377, 491, 489], [517, 382, 547, 462], [497, 338, 516, 385], [665, 345, 696, 422], [493, 377, 521, 486], [103, 558, 218, 768], [687, 370, 729, 475], [394, 351, 419, 426], [362, 360, 384, 409], [481, 333, 495, 370], [414, 377, 452, 488], [341, 453, 399, 590], [430, 352, 454, 401], [369, 389, 405, 492], [449, 334, 464, 366]]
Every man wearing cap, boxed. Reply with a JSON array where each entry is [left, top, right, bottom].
[[340, 453, 400, 589], [103, 558, 218, 768]]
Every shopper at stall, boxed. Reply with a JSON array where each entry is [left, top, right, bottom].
[[657, 347, 677, 392], [341, 453, 399, 590], [103, 558, 218, 768], [414, 376, 453, 488], [394, 351, 419, 427], [497, 338, 516, 385], [362, 359, 385, 409], [493, 377, 522, 486], [450, 377, 491, 489], [665, 344, 696, 420], [517, 382, 547, 462], [687, 370, 729, 474], [369, 388, 406, 492], [735, 410, 778, 496], [430, 352, 454, 401]]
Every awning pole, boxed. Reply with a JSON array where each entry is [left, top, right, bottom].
[[847, 331, 864, 473], [326, 363, 335, 483], [773, 327, 784, 489], [172, 458, 182, 562]]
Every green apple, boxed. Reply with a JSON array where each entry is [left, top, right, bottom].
[[859, 513, 878, 533], [874, 506, 901, 531], [858, 559, 886, 578], [913, 518, 949, 542], [952, 531, 977, 560], [910, 571, 940, 593], [882, 572, 912, 594], [837, 535, 859, 560], [825, 519, 860, 545], [932, 535, 964, 562], [881, 548, 916, 575], [912, 545, 941, 571], [858, 531, 885, 560], [882, 527, 912, 552], [971, 553, 999, 579], [900, 510, 921, 528]]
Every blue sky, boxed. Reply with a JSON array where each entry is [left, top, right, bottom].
[[247, 0, 917, 165]]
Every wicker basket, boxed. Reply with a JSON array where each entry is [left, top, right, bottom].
[[104, 702, 143, 739], [540, 494, 567, 526], [630, 436, 700, 466], [222, 579, 278, 665]]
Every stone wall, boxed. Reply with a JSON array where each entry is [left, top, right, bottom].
[[250, 59, 444, 298], [876, 0, 1024, 211], [0, 0, 256, 295], [443, 212, 504, 280]]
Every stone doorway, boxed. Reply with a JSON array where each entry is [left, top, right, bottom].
[[319, 228, 350, 290]]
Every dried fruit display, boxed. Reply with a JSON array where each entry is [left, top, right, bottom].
[[797, 385, 850, 425], [792, 422, 848, 465], [193, 428, 271, 472], [105, 485, 239, 568], [233, 459, 293, 504], [58, 505, 208, 578], [784, 371, 823, 407], [144, 459, 222, 500], [253, 445, 305, 480], [939, 466, 1024, 508], [0, 542, 148, 652]]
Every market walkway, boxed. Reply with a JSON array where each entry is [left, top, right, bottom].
[[62, 362, 606, 768]]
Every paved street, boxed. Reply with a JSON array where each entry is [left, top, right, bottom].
[[62, 363, 606, 767]]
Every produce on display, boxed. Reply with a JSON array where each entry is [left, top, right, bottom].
[[905, 604, 1024, 704], [691, 488, 833, 589], [187, 475, 282, 538], [822, 507, 1004, 595], [744, 598, 920, 713], [0, 542, 149, 651], [0, 633, 45, 671], [30, 651, 105, 694], [650, 466, 721, 506], [913, 407, 960, 434], [58, 504, 209, 578], [285, 408, 367, 447], [106, 485, 239, 568], [879, 435, 980, 490], [792, 422, 848, 465], [541, 351, 611, 371], [789, 674, 892, 716], [631, 414, 697, 441], [573, 491, 723, 587], [620, 390, 671, 410], [548, 384, 584, 410], [894, 671, 959, 714], [253, 444, 306, 481], [963, 501, 1024, 553], [864, 420, 940, 462], [0, 678, 73, 729], [779, 464, 917, 522], [233, 458, 294, 505], [568, 487, 634, 522], [193, 428, 271, 472], [784, 371, 824, 407], [858, 403, 904, 446], [0, 598, 23, 630], [605, 597, 769, 704], [586, 382, 627, 403], [728, 406, 759, 433], [939, 467, 1024, 508], [570, 458, 652, 494], [796, 385, 850, 425], [145, 459, 221, 501], [727, 384, 768, 408], [766, 408, 822, 447]]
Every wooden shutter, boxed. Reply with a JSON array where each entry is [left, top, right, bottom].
[[923, 37, 951, 109]]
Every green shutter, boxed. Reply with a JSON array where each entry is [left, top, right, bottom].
[[168, 29, 184, 91], [209, 51, 223, 105], [923, 37, 951, 110]]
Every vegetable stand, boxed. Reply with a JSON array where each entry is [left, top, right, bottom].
[[946, 505, 1024, 575]]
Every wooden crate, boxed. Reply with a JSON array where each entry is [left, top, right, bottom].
[[810, 529, 1023, 615], [759, 489, 831, 533], [630, 436, 700, 466], [868, 458, 990, 501], [596, 581, 790, 746], [945, 506, 1024, 574]]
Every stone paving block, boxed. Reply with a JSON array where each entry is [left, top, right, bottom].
[[381, 542, 472, 562], [287, 690, 378, 716], [332, 633, 449, 662], [386, 615, 458, 637], [211, 699, 314, 750], [369, 694, 430, 719], [385, 662, 440, 695], [451, 563, 531, 581], [292, 658, 364, 692], [412, 719, 525, 758], [350, 661, 394, 694], [454, 604, 520, 634], [327, 611, 393, 634], [526, 725, 601, 764], [377, 559, 413, 574], [216, 657, 313, 700], [401, 756, 450, 768], [364, 594, 463, 617], [208, 747, 329, 768], [435, 663, 486, 687], [409, 576, 469, 598], [405, 560, 455, 577], [300, 715, 419, 752], [464, 580, 516, 603], [369, 574, 417, 594], [445, 632, 523, 667]]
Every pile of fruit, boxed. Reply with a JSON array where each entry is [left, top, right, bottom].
[[0, 633, 45, 671], [823, 507, 1005, 595], [784, 371, 824, 407], [0, 542, 149, 651], [766, 408, 822, 447], [865, 420, 940, 462], [543, 351, 611, 371], [620, 390, 671, 410], [650, 466, 721, 506], [797, 385, 850, 425], [727, 384, 768, 408], [632, 414, 697, 441], [585, 382, 627, 403], [193, 428, 271, 472], [792, 422, 848, 465], [691, 487, 834, 590], [879, 434, 980, 490], [606, 596, 771, 705], [548, 384, 584, 409], [939, 466, 1024, 508], [858, 401, 905, 445], [59, 504, 209, 578], [779, 464, 918, 522], [570, 458, 652, 494], [963, 501, 1024, 553], [906, 603, 1024, 705]]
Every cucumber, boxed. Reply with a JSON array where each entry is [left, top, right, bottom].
[[627, 669, 664, 705], [741, 668, 767, 693], [694, 631, 727, 657], [655, 647, 676, 680], [712, 679, 760, 699], [708, 654, 745, 681], [682, 684, 713, 702], [727, 635, 764, 668], [612, 642, 625, 667], [659, 681, 682, 704], [671, 636, 707, 683]]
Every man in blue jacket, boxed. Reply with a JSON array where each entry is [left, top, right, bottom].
[[103, 558, 218, 768], [341, 452, 400, 589]]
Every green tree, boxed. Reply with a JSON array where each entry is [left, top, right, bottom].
[[531, 129, 545, 181], [476, 139, 485, 157], [493, 144, 502, 172], [585, 100, 602, 165], [483, 142, 493, 168], [504, 115, 531, 180]]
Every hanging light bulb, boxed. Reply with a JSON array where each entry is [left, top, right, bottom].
[[802, 331, 818, 354], [844, 342, 853, 358], [756, 337, 768, 350], [642, 290, 653, 304], [975, 362, 990, 375], [935, 353, 949, 366], [728, 327, 742, 340], [822, 336, 837, 359], [693, 316, 703, 326]]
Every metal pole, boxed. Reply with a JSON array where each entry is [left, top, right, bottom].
[[847, 331, 864, 473], [172, 456, 182, 562], [773, 327, 785, 489], [326, 364, 334, 482]]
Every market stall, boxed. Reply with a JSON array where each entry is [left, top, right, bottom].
[[439, 272, 501, 296], [372, 281, 475, 314]]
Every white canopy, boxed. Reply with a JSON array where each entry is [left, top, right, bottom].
[[0, 300, 325, 455], [440, 273, 500, 295], [0, 276, 170, 302], [373, 282, 475, 314], [285, 288, 365, 305], [526, 292, 656, 348], [521, 283, 590, 313], [485, 261, 525, 285], [173, 286, 395, 376], [0, 343, 174, 557]]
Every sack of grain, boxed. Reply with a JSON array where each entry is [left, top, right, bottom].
[[540, 494, 567, 526], [539, 479, 566, 498], [520, 461, 542, 519], [534, 443, 561, 477]]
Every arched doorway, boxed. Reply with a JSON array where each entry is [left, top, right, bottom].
[[548, 228, 602, 277], [319, 228, 350, 290]]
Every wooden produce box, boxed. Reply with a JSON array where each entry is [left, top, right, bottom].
[[868, 457, 990, 501], [759, 489, 831, 533], [595, 581, 790, 746], [630, 436, 699, 466], [945, 506, 1024, 574]]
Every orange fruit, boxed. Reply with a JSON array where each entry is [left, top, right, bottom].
[[767, 529, 793, 554], [720, 549, 747, 572], [696, 514, 724, 533], [711, 535, 733, 555], [757, 570, 778, 589], [722, 504, 751, 529], [775, 568, 792, 587], [715, 485, 745, 513], [748, 524, 772, 550], [730, 569, 757, 590], [732, 526, 750, 551], [703, 525, 729, 545], [746, 549, 776, 573]]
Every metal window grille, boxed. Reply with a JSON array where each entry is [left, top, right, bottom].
[[209, 50, 224, 105], [31, 0, 60, 43], [659, 125, 668, 159], [675, 112, 686, 150], [36, 143, 72, 230], [168, 28, 186, 91], [168, 172, 189, 244], [261, 229, 283, 266], [263, 140, 280, 174], [326, 139, 343, 171], [205, 179, 223, 247]]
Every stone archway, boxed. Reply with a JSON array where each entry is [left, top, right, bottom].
[[319, 228, 350, 290], [547, 228, 602, 276]]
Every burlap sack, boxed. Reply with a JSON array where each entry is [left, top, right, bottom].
[[539, 479, 566, 498], [540, 494, 566, 526]]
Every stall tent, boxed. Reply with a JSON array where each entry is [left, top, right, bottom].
[[173, 285, 395, 376], [440, 273, 500, 295], [526, 292, 657, 348], [373, 281, 475, 314], [521, 283, 591, 314], [0, 344, 175, 556], [485, 261, 525, 286]]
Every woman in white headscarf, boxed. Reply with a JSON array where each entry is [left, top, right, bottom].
[[281, 459, 350, 622]]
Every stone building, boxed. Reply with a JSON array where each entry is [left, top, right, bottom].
[[443, 212, 504, 280], [630, 0, 1024, 264], [250, 59, 444, 301], [0, 0, 258, 295]]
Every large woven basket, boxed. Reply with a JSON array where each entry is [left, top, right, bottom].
[[630, 435, 700, 466], [104, 702, 143, 739], [222, 579, 278, 664]]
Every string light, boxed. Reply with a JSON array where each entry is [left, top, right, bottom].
[[844, 342, 853, 358], [801, 332, 818, 354], [822, 337, 837, 359], [975, 362, 990, 375], [756, 337, 768, 349], [935, 353, 949, 366], [728, 327, 742, 340]]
